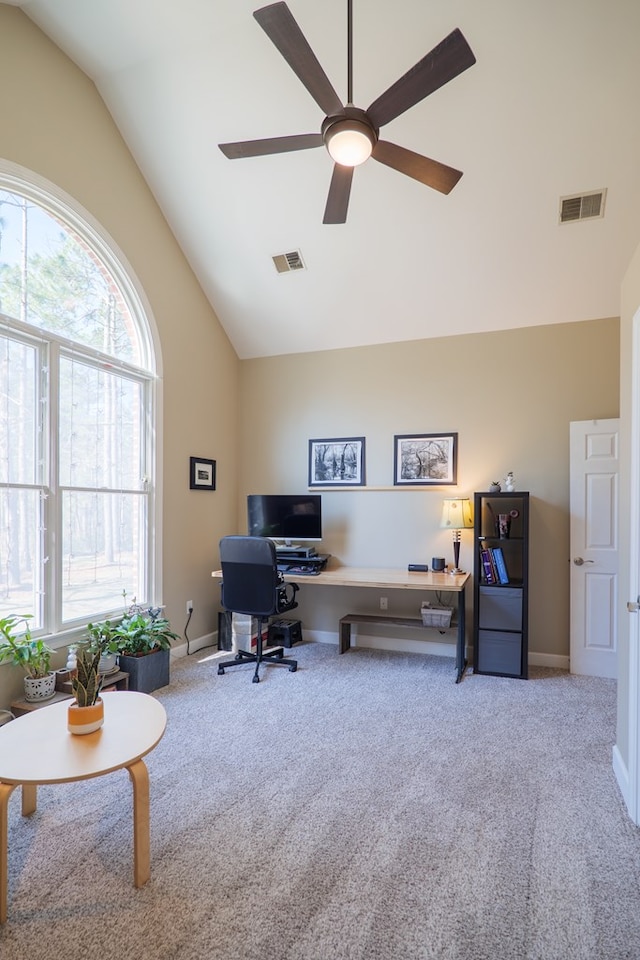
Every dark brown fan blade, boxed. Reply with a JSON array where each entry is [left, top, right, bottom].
[[367, 28, 475, 130], [254, 2, 343, 117], [219, 133, 323, 159], [372, 140, 463, 194], [323, 164, 354, 224]]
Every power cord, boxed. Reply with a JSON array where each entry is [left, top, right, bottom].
[[184, 607, 193, 656]]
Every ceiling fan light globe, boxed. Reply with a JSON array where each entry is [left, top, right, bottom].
[[325, 120, 375, 167]]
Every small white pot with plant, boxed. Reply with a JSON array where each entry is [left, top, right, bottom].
[[0, 614, 56, 702]]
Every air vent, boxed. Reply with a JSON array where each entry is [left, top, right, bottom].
[[272, 250, 305, 273], [559, 189, 606, 224]]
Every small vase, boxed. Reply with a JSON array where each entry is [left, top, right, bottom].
[[67, 697, 104, 735], [24, 672, 56, 703]]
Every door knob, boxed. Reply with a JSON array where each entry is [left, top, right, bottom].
[[573, 557, 595, 566], [627, 599, 640, 613]]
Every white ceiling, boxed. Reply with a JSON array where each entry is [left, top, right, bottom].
[[9, 0, 640, 358]]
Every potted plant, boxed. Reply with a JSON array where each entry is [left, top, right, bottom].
[[85, 619, 120, 675], [68, 645, 105, 735], [0, 614, 56, 702], [112, 597, 179, 694]]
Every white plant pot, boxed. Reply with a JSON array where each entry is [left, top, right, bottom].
[[98, 652, 118, 674], [23, 672, 56, 702]]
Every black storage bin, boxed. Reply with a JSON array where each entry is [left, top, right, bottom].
[[267, 618, 303, 648]]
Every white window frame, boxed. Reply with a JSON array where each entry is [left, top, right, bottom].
[[0, 161, 162, 648]]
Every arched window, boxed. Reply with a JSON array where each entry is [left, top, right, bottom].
[[0, 171, 157, 639]]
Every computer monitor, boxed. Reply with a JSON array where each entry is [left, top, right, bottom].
[[247, 494, 322, 545]]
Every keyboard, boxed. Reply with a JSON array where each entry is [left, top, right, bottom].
[[277, 563, 322, 576]]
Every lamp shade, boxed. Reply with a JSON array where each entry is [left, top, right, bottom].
[[440, 498, 474, 531]]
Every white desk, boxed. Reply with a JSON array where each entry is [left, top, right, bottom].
[[0, 691, 166, 923], [213, 564, 470, 682]]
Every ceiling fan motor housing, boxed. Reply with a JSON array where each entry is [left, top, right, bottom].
[[322, 106, 378, 166]]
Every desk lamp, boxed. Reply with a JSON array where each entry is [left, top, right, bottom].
[[440, 498, 474, 574]]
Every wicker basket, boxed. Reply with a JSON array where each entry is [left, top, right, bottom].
[[420, 603, 453, 629]]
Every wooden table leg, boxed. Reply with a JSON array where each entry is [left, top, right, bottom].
[[22, 783, 37, 816], [127, 759, 150, 888], [0, 782, 17, 924]]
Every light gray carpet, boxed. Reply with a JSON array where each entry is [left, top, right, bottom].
[[2, 642, 640, 960]]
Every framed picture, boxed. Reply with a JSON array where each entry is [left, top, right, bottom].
[[308, 437, 366, 486], [393, 433, 458, 486], [190, 456, 216, 490]]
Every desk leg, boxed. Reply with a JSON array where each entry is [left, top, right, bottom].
[[0, 782, 17, 924], [339, 619, 351, 654], [455, 586, 467, 683], [127, 759, 150, 888]]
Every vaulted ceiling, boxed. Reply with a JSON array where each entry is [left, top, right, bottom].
[[8, 0, 640, 358]]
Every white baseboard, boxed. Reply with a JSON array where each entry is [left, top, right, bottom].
[[613, 743, 633, 821], [528, 651, 570, 670], [303, 630, 569, 669], [171, 632, 217, 659]]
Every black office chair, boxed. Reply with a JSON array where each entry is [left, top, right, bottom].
[[217, 535, 300, 683]]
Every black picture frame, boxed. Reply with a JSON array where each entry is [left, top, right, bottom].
[[308, 437, 366, 486], [190, 456, 216, 491], [393, 433, 458, 486]]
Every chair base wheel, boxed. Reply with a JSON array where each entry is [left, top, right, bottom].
[[289, 664, 297, 672], [252, 674, 260, 683], [217, 666, 225, 675]]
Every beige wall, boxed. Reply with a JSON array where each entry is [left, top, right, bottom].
[[0, 7, 240, 707], [239, 319, 619, 662]]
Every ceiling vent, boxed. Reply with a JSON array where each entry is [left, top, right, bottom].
[[559, 189, 606, 224], [272, 250, 305, 274]]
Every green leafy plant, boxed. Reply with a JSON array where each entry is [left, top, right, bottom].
[[112, 595, 179, 658], [71, 645, 103, 707], [84, 619, 120, 657], [0, 614, 54, 679]]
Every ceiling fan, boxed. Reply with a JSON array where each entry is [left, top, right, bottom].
[[219, 1, 476, 224]]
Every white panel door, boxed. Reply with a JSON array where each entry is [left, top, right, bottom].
[[570, 419, 620, 678]]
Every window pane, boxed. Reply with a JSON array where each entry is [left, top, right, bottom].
[[61, 490, 145, 622], [0, 333, 38, 484], [0, 190, 140, 364], [59, 356, 142, 490], [0, 487, 42, 627]]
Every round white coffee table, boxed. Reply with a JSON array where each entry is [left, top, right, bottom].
[[0, 690, 166, 923]]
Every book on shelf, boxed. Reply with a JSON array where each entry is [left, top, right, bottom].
[[491, 546, 510, 585], [480, 548, 496, 584]]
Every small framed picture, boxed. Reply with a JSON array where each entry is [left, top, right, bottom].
[[393, 433, 458, 486], [308, 437, 366, 486], [190, 456, 216, 490]]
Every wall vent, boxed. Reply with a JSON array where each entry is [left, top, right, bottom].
[[559, 189, 606, 224], [272, 250, 305, 273]]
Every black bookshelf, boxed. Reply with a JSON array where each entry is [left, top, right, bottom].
[[473, 491, 529, 679]]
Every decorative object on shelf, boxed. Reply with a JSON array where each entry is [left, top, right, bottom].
[[308, 437, 366, 486], [497, 513, 511, 538], [0, 614, 56, 703], [440, 497, 474, 573], [394, 433, 458, 486], [68, 645, 104, 735], [431, 557, 446, 571], [503, 471, 515, 492], [189, 455, 216, 491], [489, 480, 501, 492]]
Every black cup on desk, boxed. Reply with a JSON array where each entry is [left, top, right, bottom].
[[432, 557, 446, 571]]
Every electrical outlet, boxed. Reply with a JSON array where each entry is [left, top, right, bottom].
[[186, 600, 193, 616], [380, 596, 388, 611]]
